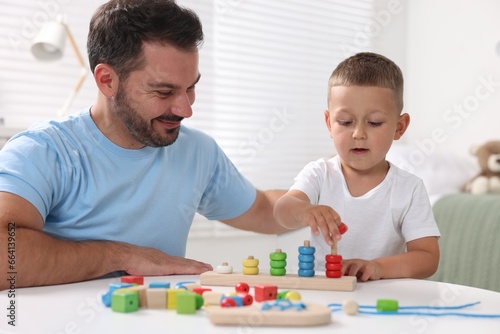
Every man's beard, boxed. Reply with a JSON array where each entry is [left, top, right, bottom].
[[113, 87, 183, 148]]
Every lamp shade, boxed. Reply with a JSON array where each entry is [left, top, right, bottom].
[[31, 21, 67, 61]]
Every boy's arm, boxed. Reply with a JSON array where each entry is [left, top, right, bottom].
[[0, 192, 212, 290], [273, 190, 342, 245], [343, 236, 440, 281]]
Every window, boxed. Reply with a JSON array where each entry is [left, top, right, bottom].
[[0, 0, 377, 238]]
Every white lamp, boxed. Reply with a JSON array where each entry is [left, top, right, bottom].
[[31, 16, 88, 116]]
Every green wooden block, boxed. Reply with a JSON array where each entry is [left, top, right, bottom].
[[111, 290, 139, 313], [176, 292, 203, 314]]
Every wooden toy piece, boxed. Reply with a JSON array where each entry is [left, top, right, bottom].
[[239, 293, 253, 306], [342, 299, 359, 315], [242, 256, 259, 275], [192, 287, 212, 295], [325, 252, 343, 279], [149, 282, 171, 289], [216, 262, 233, 274], [166, 289, 185, 309], [111, 290, 139, 313], [202, 291, 224, 306], [145, 288, 167, 309], [200, 270, 356, 292], [175, 280, 197, 289], [254, 284, 277, 302], [221, 295, 243, 307], [118, 285, 147, 307], [176, 292, 204, 315], [180, 283, 202, 292], [120, 275, 144, 285], [285, 290, 301, 301], [102, 283, 133, 307], [205, 302, 331, 326], [269, 248, 287, 276], [235, 282, 250, 294], [298, 240, 315, 277]]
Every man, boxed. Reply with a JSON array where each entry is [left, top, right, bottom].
[[0, 0, 287, 290]]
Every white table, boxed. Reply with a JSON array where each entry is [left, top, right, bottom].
[[1, 275, 500, 334]]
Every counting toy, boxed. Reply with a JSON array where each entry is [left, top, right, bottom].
[[242, 256, 259, 275], [216, 262, 233, 274], [269, 249, 287, 276], [298, 240, 315, 277], [200, 235, 356, 291]]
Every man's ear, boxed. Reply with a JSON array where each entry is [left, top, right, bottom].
[[394, 113, 410, 140], [93, 64, 119, 98]]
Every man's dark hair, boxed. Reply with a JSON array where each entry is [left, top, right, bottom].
[[87, 0, 203, 80]]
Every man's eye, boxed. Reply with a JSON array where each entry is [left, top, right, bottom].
[[156, 91, 173, 97]]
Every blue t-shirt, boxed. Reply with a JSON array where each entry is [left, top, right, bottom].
[[0, 110, 256, 256]]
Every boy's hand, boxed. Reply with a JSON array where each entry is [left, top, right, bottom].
[[342, 259, 383, 281], [300, 204, 344, 246]]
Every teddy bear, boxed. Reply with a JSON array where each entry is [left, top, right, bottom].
[[464, 140, 500, 194]]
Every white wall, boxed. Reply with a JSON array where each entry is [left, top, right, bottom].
[[380, 0, 500, 158]]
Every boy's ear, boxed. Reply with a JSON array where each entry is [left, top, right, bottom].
[[93, 64, 119, 98], [324, 110, 333, 137], [394, 113, 410, 140]]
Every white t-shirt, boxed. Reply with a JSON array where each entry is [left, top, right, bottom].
[[290, 155, 440, 268]]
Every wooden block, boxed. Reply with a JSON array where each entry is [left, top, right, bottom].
[[166, 289, 185, 309], [177, 292, 203, 314], [203, 291, 224, 305], [120, 275, 144, 285], [205, 302, 331, 326], [254, 284, 277, 302], [118, 285, 147, 307], [200, 271, 356, 292], [111, 290, 139, 313], [145, 288, 167, 309]]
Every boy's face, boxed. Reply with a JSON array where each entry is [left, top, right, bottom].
[[325, 85, 409, 174]]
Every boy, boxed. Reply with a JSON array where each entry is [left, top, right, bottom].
[[274, 52, 440, 281]]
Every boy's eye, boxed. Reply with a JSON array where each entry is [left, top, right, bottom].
[[368, 121, 382, 127], [338, 120, 352, 126]]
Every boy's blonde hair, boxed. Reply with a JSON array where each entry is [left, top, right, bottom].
[[328, 52, 404, 113]]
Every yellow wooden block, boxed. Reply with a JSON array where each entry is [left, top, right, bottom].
[[167, 289, 186, 309]]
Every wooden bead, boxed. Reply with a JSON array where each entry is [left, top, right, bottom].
[[242, 266, 259, 275], [285, 290, 301, 301], [342, 299, 359, 315], [242, 256, 259, 267], [216, 262, 233, 274], [325, 270, 342, 278], [325, 254, 343, 263], [235, 282, 250, 294], [339, 223, 347, 235], [325, 262, 343, 271], [376, 299, 399, 312], [298, 269, 315, 277], [270, 267, 286, 276], [269, 249, 287, 261]]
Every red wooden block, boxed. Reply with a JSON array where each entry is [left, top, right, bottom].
[[254, 284, 277, 302], [121, 275, 144, 285]]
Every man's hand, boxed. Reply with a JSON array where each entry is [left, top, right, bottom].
[[121, 244, 213, 276]]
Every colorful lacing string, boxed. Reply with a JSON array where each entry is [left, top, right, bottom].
[[328, 301, 500, 318]]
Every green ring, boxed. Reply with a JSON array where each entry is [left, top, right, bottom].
[[270, 268, 286, 276], [269, 252, 287, 261]]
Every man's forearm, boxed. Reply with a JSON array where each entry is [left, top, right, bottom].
[[0, 226, 125, 290]]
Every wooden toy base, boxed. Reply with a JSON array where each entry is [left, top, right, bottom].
[[205, 303, 331, 326], [200, 271, 356, 292]]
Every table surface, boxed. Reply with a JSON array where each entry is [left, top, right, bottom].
[[1, 275, 500, 334]]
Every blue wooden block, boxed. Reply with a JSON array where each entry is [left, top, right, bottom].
[[149, 282, 171, 289]]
